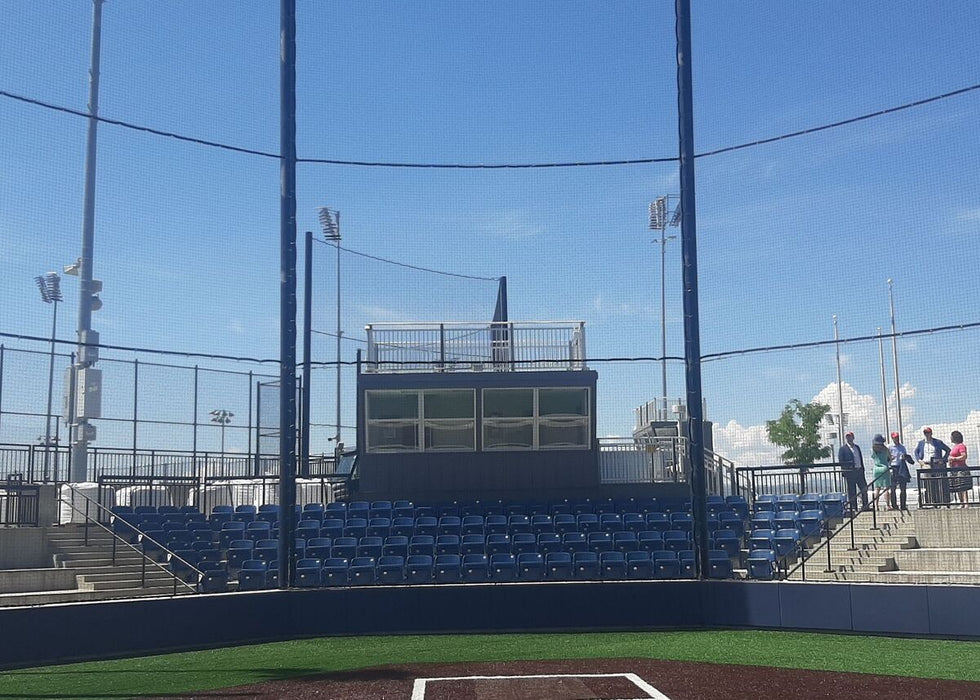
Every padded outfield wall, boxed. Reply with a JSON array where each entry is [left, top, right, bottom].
[[2, 581, 979, 669]]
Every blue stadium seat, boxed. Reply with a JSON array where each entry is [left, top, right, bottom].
[[776, 494, 801, 513], [599, 513, 623, 534], [593, 498, 617, 515], [435, 534, 461, 557], [718, 511, 744, 535], [198, 565, 228, 593], [490, 553, 518, 581], [663, 530, 690, 553], [357, 536, 384, 559], [507, 514, 530, 534], [546, 551, 573, 580], [392, 501, 415, 519], [530, 514, 554, 535], [226, 539, 254, 570], [383, 535, 409, 558], [437, 503, 459, 518], [653, 550, 681, 579], [576, 513, 600, 534], [331, 536, 358, 560], [626, 550, 654, 579], [218, 521, 246, 549], [343, 517, 368, 540], [773, 512, 800, 532], [798, 510, 825, 543], [434, 554, 462, 583], [634, 497, 660, 515], [562, 532, 588, 554], [485, 515, 508, 535], [512, 533, 537, 556], [296, 519, 320, 541], [324, 502, 347, 517], [296, 557, 322, 587], [208, 505, 233, 530], [747, 549, 777, 580], [237, 559, 269, 591], [799, 493, 822, 512], [461, 515, 485, 536], [725, 495, 750, 520], [749, 529, 775, 553], [139, 530, 166, 559], [486, 534, 512, 557], [460, 534, 485, 557], [320, 518, 344, 539], [588, 532, 613, 554], [517, 552, 545, 581], [254, 539, 278, 563], [612, 530, 639, 553], [678, 550, 696, 578], [573, 551, 599, 580], [370, 501, 393, 519], [708, 549, 734, 579], [348, 501, 370, 518], [302, 503, 325, 521], [168, 549, 201, 582], [367, 517, 392, 538], [549, 502, 572, 516], [461, 554, 489, 582], [256, 505, 280, 524], [233, 505, 257, 523], [754, 495, 777, 513], [710, 530, 740, 560], [390, 516, 415, 538], [536, 533, 562, 556], [637, 530, 665, 553], [821, 493, 847, 520], [750, 511, 776, 531], [572, 501, 593, 516], [438, 516, 462, 537], [553, 513, 577, 536], [706, 495, 727, 517], [409, 534, 436, 558], [773, 528, 802, 560], [670, 512, 693, 533], [377, 555, 405, 584], [348, 556, 377, 585], [600, 551, 627, 579], [622, 512, 646, 533], [405, 554, 433, 583], [413, 515, 442, 536], [645, 512, 671, 533], [306, 537, 332, 560], [321, 557, 349, 586]]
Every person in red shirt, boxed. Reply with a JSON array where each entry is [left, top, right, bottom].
[[948, 430, 972, 508]]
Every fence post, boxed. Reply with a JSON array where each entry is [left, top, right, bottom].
[[0, 344, 4, 438], [132, 358, 139, 480], [192, 365, 199, 463]]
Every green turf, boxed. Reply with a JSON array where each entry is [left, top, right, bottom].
[[2, 630, 979, 698]]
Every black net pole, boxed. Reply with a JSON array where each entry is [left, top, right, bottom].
[[278, 0, 298, 590], [676, 0, 709, 579]]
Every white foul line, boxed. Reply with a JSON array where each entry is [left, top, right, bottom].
[[410, 672, 673, 700]]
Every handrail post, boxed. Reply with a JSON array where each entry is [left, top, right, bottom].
[[84, 498, 90, 546], [824, 521, 833, 573], [848, 515, 856, 551], [141, 546, 147, 587]]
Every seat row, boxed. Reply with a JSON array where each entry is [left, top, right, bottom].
[[754, 493, 846, 518], [238, 549, 736, 589]]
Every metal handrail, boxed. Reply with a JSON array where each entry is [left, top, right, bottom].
[[58, 484, 202, 595], [786, 484, 887, 581]]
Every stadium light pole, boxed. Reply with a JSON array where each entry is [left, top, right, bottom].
[[648, 196, 679, 420], [833, 315, 846, 453], [887, 279, 904, 442], [318, 207, 343, 459], [209, 409, 233, 456], [35, 272, 63, 481], [877, 328, 890, 437]]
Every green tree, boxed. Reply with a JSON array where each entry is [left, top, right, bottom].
[[765, 399, 832, 465]]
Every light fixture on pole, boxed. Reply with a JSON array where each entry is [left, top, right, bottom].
[[833, 315, 846, 457], [887, 279, 904, 442], [36, 272, 63, 481], [318, 206, 343, 457], [209, 409, 233, 456], [649, 196, 679, 420]]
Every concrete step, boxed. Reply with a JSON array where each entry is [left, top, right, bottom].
[[892, 548, 980, 572], [77, 577, 185, 592], [0, 585, 195, 608], [875, 570, 980, 585]]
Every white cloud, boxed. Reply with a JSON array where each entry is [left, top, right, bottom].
[[478, 210, 543, 239], [712, 419, 782, 468], [957, 207, 980, 223]]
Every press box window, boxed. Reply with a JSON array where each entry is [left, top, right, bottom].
[[423, 389, 475, 451], [365, 391, 419, 453]]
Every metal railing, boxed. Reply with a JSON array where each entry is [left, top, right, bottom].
[[0, 474, 39, 526], [788, 485, 888, 581], [57, 483, 201, 596], [735, 463, 849, 505], [363, 320, 587, 373], [597, 436, 741, 496], [916, 467, 979, 508], [0, 442, 337, 484]]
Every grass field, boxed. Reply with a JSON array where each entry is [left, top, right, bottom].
[[2, 630, 979, 698]]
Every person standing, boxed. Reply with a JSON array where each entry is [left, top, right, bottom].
[[915, 427, 951, 507], [888, 432, 913, 511], [870, 434, 892, 510], [948, 430, 971, 508], [838, 431, 869, 512]]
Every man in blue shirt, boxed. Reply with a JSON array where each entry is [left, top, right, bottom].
[[914, 427, 951, 507], [838, 431, 869, 512], [888, 431, 912, 511]]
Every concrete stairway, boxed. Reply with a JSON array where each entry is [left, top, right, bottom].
[[0, 525, 195, 607], [787, 509, 918, 582]]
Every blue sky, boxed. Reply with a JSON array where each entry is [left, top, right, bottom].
[[2, 1, 980, 462]]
